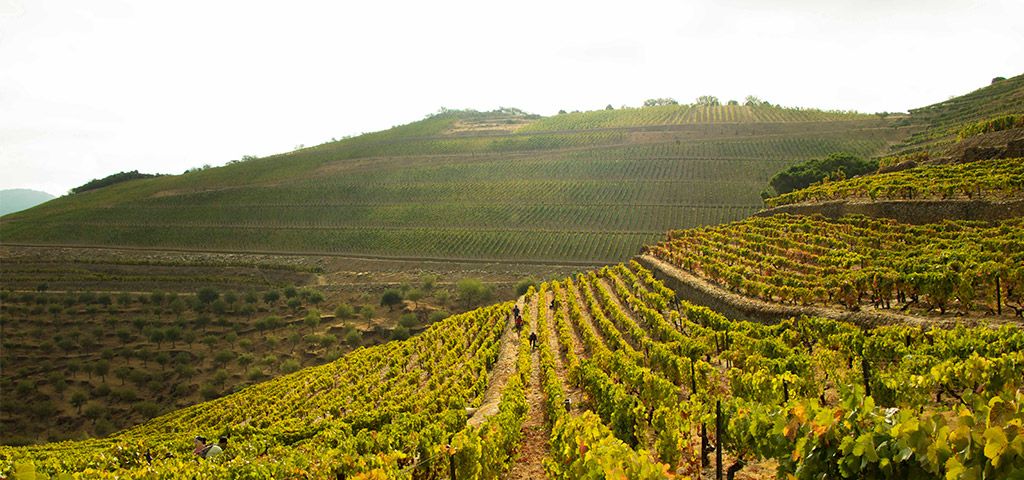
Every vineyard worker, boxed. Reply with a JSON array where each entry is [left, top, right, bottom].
[[529, 331, 538, 350], [512, 304, 520, 318], [193, 436, 208, 457], [203, 436, 226, 458]]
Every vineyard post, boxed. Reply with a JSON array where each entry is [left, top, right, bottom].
[[689, 359, 697, 399], [449, 454, 456, 480], [861, 356, 871, 398], [715, 399, 723, 480], [701, 422, 710, 467], [996, 275, 1001, 316]]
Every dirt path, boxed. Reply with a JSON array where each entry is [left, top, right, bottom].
[[505, 293, 549, 479], [467, 299, 521, 427]]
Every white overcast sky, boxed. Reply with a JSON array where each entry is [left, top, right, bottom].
[[1, 0, 1022, 195]]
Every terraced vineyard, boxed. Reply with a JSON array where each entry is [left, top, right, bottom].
[[0, 107, 901, 263], [4, 262, 1022, 479], [889, 73, 1024, 156], [763, 157, 1024, 207], [647, 214, 1024, 317]]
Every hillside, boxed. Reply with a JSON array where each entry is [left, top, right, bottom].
[[889, 72, 1024, 157], [0, 189, 54, 217], [0, 106, 901, 263], [2, 262, 1021, 478]]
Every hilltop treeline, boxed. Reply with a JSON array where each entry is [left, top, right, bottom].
[[71, 170, 162, 194]]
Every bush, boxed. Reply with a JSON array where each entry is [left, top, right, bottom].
[[391, 325, 411, 341], [515, 277, 539, 296], [428, 310, 450, 323], [280, 359, 301, 373], [398, 313, 418, 328], [335, 303, 355, 319], [200, 384, 221, 400], [344, 329, 363, 346]]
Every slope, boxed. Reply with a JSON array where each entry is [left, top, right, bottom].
[[888, 72, 1024, 157], [0, 106, 901, 263], [3, 262, 1021, 479]]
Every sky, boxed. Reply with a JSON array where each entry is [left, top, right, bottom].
[[1, 0, 1022, 196]]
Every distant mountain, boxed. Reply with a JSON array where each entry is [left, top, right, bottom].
[[0, 189, 55, 216]]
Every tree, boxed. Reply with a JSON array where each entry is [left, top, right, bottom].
[[263, 290, 281, 306], [744, 95, 767, 107], [605, 104, 614, 110], [380, 289, 404, 312], [70, 391, 88, 413], [306, 290, 324, 306], [214, 351, 235, 368], [197, 287, 219, 305], [284, 286, 298, 299], [457, 278, 492, 309], [164, 327, 182, 347], [94, 360, 110, 383], [286, 298, 302, 313], [768, 152, 877, 196], [238, 353, 254, 373], [696, 95, 720, 106], [304, 310, 321, 332], [643, 98, 678, 107], [49, 373, 68, 398], [114, 366, 131, 386], [361, 306, 375, 329], [147, 329, 165, 347], [406, 289, 424, 309], [335, 303, 355, 320]]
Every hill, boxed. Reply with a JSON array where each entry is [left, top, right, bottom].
[[2, 262, 1021, 478], [0, 189, 55, 216], [889, 73, 1024, 157], [0, 106, 901, 263]]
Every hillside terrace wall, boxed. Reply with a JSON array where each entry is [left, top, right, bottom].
[[755, 199, 1024, 224]]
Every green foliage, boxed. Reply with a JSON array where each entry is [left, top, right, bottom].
[[379, 289, 403, 311], [457, 278, 492, 309], [768, 152, 878, 196], [70, 170, 160, 195], [514, 277, 539, 296], [546, 411, 669, 479]]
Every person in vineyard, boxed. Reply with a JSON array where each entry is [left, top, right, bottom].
[[515, 314, 523, 332], [203, 436, 226, 459], [528, 331, 537, 349], [193, 436, 209, 458], [512, 304, 520, 318]]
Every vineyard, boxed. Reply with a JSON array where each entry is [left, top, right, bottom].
[[3, 262, 1022, 478], [889, 73, 1024, 157], [518, 104, 871, 132], [647, 214, 1024, 317], [763, 157, 1024, 207], [0, 106, 900, 262]]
